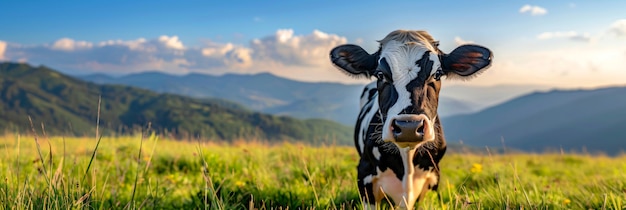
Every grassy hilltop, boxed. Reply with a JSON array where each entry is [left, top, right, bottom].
[[1, 134, 625, 209]]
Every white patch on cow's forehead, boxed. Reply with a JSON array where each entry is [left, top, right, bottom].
[[379, 40, 431, 112], [379, 40, 439, 82]]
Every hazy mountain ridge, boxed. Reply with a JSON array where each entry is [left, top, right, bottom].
[[79, 71, 490, 124], [442, 87, 626, 155], [0, 62, 352, 144], [440, 84, 552, 108]]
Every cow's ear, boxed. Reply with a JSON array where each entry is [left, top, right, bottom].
[[330, 44, 379, 78], [441, 44, 492, 78]]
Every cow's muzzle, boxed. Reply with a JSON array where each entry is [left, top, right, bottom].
[[385, 114, 434, 147], [392, 119, 424, 142]]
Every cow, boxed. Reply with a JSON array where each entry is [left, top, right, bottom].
[[330, 30, 492, 209]]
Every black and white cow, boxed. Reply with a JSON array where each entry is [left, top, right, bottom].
[[330, 30, 492, 209]]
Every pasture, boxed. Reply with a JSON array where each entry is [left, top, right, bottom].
[[1, 133, 625, 209]]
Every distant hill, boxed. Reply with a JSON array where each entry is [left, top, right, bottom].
[[0, 62, 352, 144], [442, 87, 626, 155], [80, 71, 365, 125], [440, 84, 551, 109], [438, 96, 482, 117], [79, 71, 484, 124]]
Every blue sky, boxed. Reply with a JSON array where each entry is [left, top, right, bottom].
[[1, 1, 625, 88]]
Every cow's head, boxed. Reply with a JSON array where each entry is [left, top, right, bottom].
[[331, 30, 492, 148]]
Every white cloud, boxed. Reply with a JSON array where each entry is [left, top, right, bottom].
[[51, 38, 93, 51], [197, 41, 253, 68], [609, 19, 626, 37], [519, 4, 547, 16], [0, 41, 6, 60], [250, 29, 347, 67], [158, 35, 185, 50], [536, 31, 591, 42], [2, 36, 196, 74], [454, 36, 474, 46], [0, 30, 355, 83], [98, 38, 147, 50]]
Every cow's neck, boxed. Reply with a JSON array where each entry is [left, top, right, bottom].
[[397, 145, 418, 208], [395, 119, 442, 209]]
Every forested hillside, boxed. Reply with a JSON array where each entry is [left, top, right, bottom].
[[0, 62, 352, 144]]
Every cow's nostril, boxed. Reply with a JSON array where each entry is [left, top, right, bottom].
[[417, 124, 425, 134], [391, 119, 401, 134]]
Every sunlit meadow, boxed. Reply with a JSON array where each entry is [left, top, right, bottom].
[[1, 133, 626, 209]]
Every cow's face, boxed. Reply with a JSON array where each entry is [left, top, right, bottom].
[[375, 40, 443, 147], [331, 30, 492, 148]]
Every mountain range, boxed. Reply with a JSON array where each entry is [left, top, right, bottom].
[[79, 72, 542, 125], [0, 62, 352, 144], [80, 72, 364, 125], [442, 87, 626, 155]]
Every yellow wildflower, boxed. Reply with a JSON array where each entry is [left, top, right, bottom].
[[235, 181, 246, 187], [167, 174, 177, 183], [470, 163, 483, 174], [563, 198, 571, 205]]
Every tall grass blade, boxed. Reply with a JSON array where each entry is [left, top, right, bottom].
[[81, 95, 103, 184], [27, 116, 51, 187], [129, 124, 147, 209]]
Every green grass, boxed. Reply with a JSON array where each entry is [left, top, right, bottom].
[[1, 133, 626, 209]]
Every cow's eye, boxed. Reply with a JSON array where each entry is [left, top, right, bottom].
[[376, 72, 388, 83]]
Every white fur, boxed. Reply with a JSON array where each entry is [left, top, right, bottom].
[[363, 174, 374, 184], [372, 147, 381, 160], [358, 99, 379, 154], [398, 147, 416, 208]]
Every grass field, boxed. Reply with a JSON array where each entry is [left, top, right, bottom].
[[1, 133, 626, 209]]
